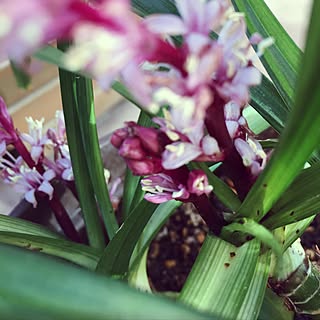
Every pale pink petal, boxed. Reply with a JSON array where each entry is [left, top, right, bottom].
[[201, 135, 220, 155], [30, 146, 43, 163], [25, 189, 37, 208], [62, 168, 74, 181], [38, 180, 54, 199], [0, 141, 6, 156], [233, 67, 262, 86], [144, 14, 187, 35], [43, 169, 56, 181], [162, 142, 202, 169], [144, 193, 172, 204]]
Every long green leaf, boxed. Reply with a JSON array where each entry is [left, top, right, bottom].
[[0, 244, 216, 320], [10, 61, 31, 89], [0, 214, 62, 239], [232, 0, 301, 108], [237, 2, 320, 221], [237, 251, 271, 320], [57, 42, 105, 250], [179, 235, 260, 318], [258, 288, 294, 320], [129, 200, 181, 270], [249, 76, 288, 133], [0, 232, 100, 270], [281, 217, 315, 252], [96, 200, 157, 276], [263, 163, 320, 229], [221, 218, 281, 256], [75, 76, 118, 239]]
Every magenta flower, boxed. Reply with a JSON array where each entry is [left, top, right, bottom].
[[0, 145, 55, 207], [153, 98, 224, 169], [141, 169, 213, 204], [234, 137, 267, 176], [111, 122, 165, 175], [187, 170, 213, 196], [141, 173, 190, 204], [0, 0, 78, 63]]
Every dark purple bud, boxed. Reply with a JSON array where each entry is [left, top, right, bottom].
[[127, 158, 163, 176], [119, 137, 147, 160], [134, 126, 162, 155], [111, 127, 129, 148]]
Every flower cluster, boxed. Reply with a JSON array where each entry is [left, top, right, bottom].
[[0, 0, 272, 229], [0, 98, 73, 207]]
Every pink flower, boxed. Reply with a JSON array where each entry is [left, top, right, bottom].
[[187, 170, 213, 196], [20, 117, 50, 164], [0, 147, 55, 207], [111, 122, 165, 175], [234, 137, 267, 176], [224, 101, 247, 139], [0, 0, 77, 63], [215, 17, 262, 105], [141, 169, 212, 204], [141, 173, 190, 203], [153, 98, 224, 169], [144, 0, 229, 49]]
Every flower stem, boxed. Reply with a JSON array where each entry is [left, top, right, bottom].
[[48, 194, 81, 242]]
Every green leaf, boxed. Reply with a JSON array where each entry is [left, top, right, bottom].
[[281, 217, 315, 252], [57, 42, 105, 250], [0, 214, 62, 239], [131, 0, 178, 16], [237, 251, 271, 320], [262, 163, 320, 229], [96, 200, 157, 276], [231, 0, 301, 108], [258, 288, 294, 320], [179, 235, 260, 318], [236, 1, 320, 221], [249, 76, 288, 133], [130, 200, 181, 270], [221, 218, 281, 257], [74, 76, 119, 239], [0, 232, 100, 270], [0, 244, 216, 320], [128, 250, 151, 293], [10, 61, 31, 89]]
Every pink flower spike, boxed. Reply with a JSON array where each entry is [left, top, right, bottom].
[[187, 170, 213, 196], [0, 0, 77, 63], [141, 173, 189, 204]]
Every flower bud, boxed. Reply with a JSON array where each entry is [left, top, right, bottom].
[[118, 137, 147, 160], [111, 127, 129, 148]]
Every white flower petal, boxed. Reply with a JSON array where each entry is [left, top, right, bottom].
[[144, 14, 187, 35]]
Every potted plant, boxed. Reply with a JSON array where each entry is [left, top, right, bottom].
[[0, 0, 319, 318]]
